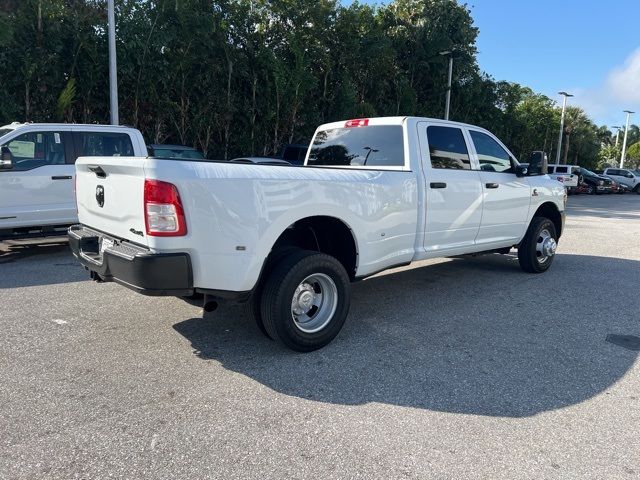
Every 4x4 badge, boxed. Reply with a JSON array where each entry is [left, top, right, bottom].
[[96, 185, 105, 207]]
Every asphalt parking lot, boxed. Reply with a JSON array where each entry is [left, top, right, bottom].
[[1, 194, 639, 479]]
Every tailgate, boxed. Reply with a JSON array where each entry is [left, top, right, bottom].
[[75, 156, 148, 245]]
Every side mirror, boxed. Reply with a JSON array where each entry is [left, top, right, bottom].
[[528, 151, 547, 175], [0, 146, 12, 170], [515, 165, 528, 177]]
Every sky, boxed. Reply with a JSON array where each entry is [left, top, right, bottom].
[[358, 0, 640, 129]]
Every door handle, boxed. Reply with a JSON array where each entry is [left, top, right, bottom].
[[485, 182, 499, 189], [430, 182, 447, 189], [51, 175, 72, 180]]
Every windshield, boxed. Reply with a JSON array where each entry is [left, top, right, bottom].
[[307, 125, 404, 168], [0, 128, 14, 141], [579, 167, 599, 177]]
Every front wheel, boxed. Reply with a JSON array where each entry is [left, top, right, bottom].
[[260, 250, 351, 352], [518, 217, 558, 273]]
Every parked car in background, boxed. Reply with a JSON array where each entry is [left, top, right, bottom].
[[230, 157, 292, 166], [577, 167, 609, 194], [280, 144, 308, 165], [0, 122, 147, 240], [603, 167, 639, 193], [147, 144, 204, 160]]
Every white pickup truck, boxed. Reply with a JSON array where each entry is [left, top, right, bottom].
[[0, 123, 147, 240], [69, 116, 566, 351]]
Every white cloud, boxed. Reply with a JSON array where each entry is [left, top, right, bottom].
[[564, 48, 640, 127], [607, 48, 640, 103]]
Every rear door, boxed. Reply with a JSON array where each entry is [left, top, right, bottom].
[[0, 129, 76, 229], [418, 122, 483, 252], [467, 128, 531, 245], [75, 157, 149, 245]]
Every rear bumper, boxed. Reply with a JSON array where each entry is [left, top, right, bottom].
[[68, 225, 193, 296]]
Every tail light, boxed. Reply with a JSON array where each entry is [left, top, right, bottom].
[[144, 179, 187, 236], [556, 176, 564, 182], [345, 118, 369, 128]]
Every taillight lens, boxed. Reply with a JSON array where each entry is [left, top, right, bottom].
[[144, 179, 187, 236], [556, 176, 564, 182], [344, 118, 369, 128]]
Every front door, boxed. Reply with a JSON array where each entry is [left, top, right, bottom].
[[467, 129, 531, 244], [0, 130, 76, 230], [418, 123, 483, 252]]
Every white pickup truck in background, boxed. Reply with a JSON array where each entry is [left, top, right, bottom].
[[0, 123, 147, 240], [69, 116, 566, 351], [546, 164, 579, 189]]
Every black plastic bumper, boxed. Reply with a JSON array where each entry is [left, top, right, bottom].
[[68, 225, 193, 296]]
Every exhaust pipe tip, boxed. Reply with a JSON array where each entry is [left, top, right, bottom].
[[203, 294, 218, 313]]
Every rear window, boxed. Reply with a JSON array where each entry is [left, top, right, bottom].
[[307, 126, 404, 168], [555, 166, 568, 173]]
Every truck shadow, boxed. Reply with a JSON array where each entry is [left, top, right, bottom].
[[173, 253, 639, 418]]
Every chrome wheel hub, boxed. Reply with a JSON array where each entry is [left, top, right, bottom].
[[536, 229, 556, 264], [290, 273, 338, 334], [292, 283, 316, 315]]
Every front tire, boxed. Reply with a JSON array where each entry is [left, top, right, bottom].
[[518, 217, 558, 273], [260, 250, 351, 352]]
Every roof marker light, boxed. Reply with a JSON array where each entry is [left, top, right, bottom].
[[345, 118, 369, 128]]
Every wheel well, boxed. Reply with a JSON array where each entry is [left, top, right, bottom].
[[268, 216, 358, 280], [534, 202, 563, 237]]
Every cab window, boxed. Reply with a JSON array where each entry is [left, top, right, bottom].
[[1, 131, 66, 171], [426, 126, 471, 170], [469, 130, 514, 173], [76, 132, 134, 158]]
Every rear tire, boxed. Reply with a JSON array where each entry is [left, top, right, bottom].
[[260, 249, 351, 352], [518, 217, 558, 273], [248, 247, 299, 339]]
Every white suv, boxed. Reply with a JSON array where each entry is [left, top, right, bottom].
[[0, 123, 147, 240], [602, 167, 639, 193]]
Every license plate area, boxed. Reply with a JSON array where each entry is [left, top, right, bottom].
[[100, 237, 115, 256]]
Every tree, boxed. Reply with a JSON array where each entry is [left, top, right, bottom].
[[625, 142, 640, 169]]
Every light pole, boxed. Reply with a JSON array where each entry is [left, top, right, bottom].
[[439, 50, 454, 120], [555, 92, 573, 165], [108, 0, 119, 125], [620, 110, 634, 168], [611, 125, 622, 147]]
